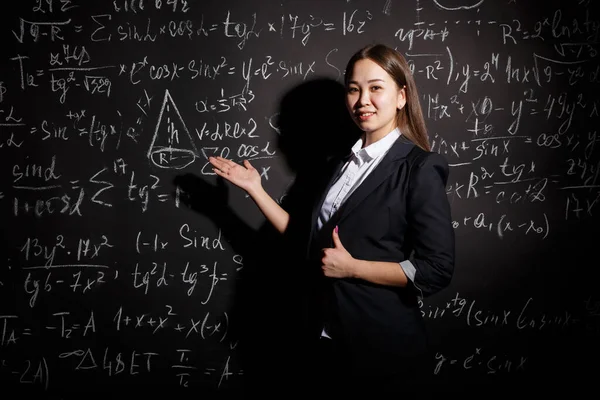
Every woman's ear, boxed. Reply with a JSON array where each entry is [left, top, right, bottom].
[[397, 87, 407, 110]]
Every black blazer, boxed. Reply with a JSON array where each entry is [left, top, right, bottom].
[[303, 137, 455, 375]]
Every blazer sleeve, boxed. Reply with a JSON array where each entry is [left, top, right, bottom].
[[405, 152, 455, 298]]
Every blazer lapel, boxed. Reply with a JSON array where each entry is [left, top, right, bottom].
[[335, 139, 415, 225]]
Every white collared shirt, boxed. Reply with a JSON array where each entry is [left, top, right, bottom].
[[317, 128, 401, 231]]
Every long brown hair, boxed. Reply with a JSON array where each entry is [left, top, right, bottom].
[[344, 44, 430, 151]]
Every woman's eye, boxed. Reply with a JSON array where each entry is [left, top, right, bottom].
[[347, 87, 358, 93], [371, 86, 381, 91]]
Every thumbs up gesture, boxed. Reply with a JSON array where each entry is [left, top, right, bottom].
[[321, 226, 355, 279]]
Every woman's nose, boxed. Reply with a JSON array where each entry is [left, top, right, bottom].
[[358, 91, 370, 106]]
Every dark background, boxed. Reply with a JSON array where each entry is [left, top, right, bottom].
[[1, 0, 599, 398]]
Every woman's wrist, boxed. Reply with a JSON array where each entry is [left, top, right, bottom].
[[246, 181, 265, 199], [349, 258, 363, 279]]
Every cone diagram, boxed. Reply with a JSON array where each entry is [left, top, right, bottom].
[[147, 89, 198, 169]]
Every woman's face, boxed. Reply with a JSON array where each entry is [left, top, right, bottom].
[[345, 58, 406, 142]]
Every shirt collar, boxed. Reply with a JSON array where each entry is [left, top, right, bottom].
[[350, 128, 401, 164]]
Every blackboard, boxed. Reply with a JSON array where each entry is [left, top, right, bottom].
[[1, 0, 599, 398]]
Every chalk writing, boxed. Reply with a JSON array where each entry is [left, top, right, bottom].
[[1, 0, 598, 395]]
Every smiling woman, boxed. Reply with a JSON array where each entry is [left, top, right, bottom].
[[344, 43, 430, 152], [345, 58, 406, 145], [208, 43, 455, 396]]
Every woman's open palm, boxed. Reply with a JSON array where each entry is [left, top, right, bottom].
[[208, 156, 261, 192]]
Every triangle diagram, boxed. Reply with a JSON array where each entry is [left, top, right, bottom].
[[147, 89, 198, 169]]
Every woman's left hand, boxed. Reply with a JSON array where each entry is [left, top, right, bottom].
[[321, 227, 356, 279]]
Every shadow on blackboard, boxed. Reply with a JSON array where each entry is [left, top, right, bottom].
[[173, 77, 360, 396]]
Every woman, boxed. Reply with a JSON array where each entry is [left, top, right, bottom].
[[208, 43, 455, 395]]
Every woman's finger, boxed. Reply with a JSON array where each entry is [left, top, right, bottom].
[[208, 156, 221, 167], [209, 157, 232, 172], [212, 167, 226, 176], [216, 156, 238, 167], [212, 157, 244, 171]]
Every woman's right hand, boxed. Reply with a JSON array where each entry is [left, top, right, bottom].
[[208, 156, 262, 194]]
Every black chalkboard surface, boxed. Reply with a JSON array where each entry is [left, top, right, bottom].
[[1, 0, 599, 398]]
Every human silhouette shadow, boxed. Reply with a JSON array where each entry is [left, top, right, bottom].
[[173, 76, 360, 396]]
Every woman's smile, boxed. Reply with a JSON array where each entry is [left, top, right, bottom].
[[356, 111, 375, 121]]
